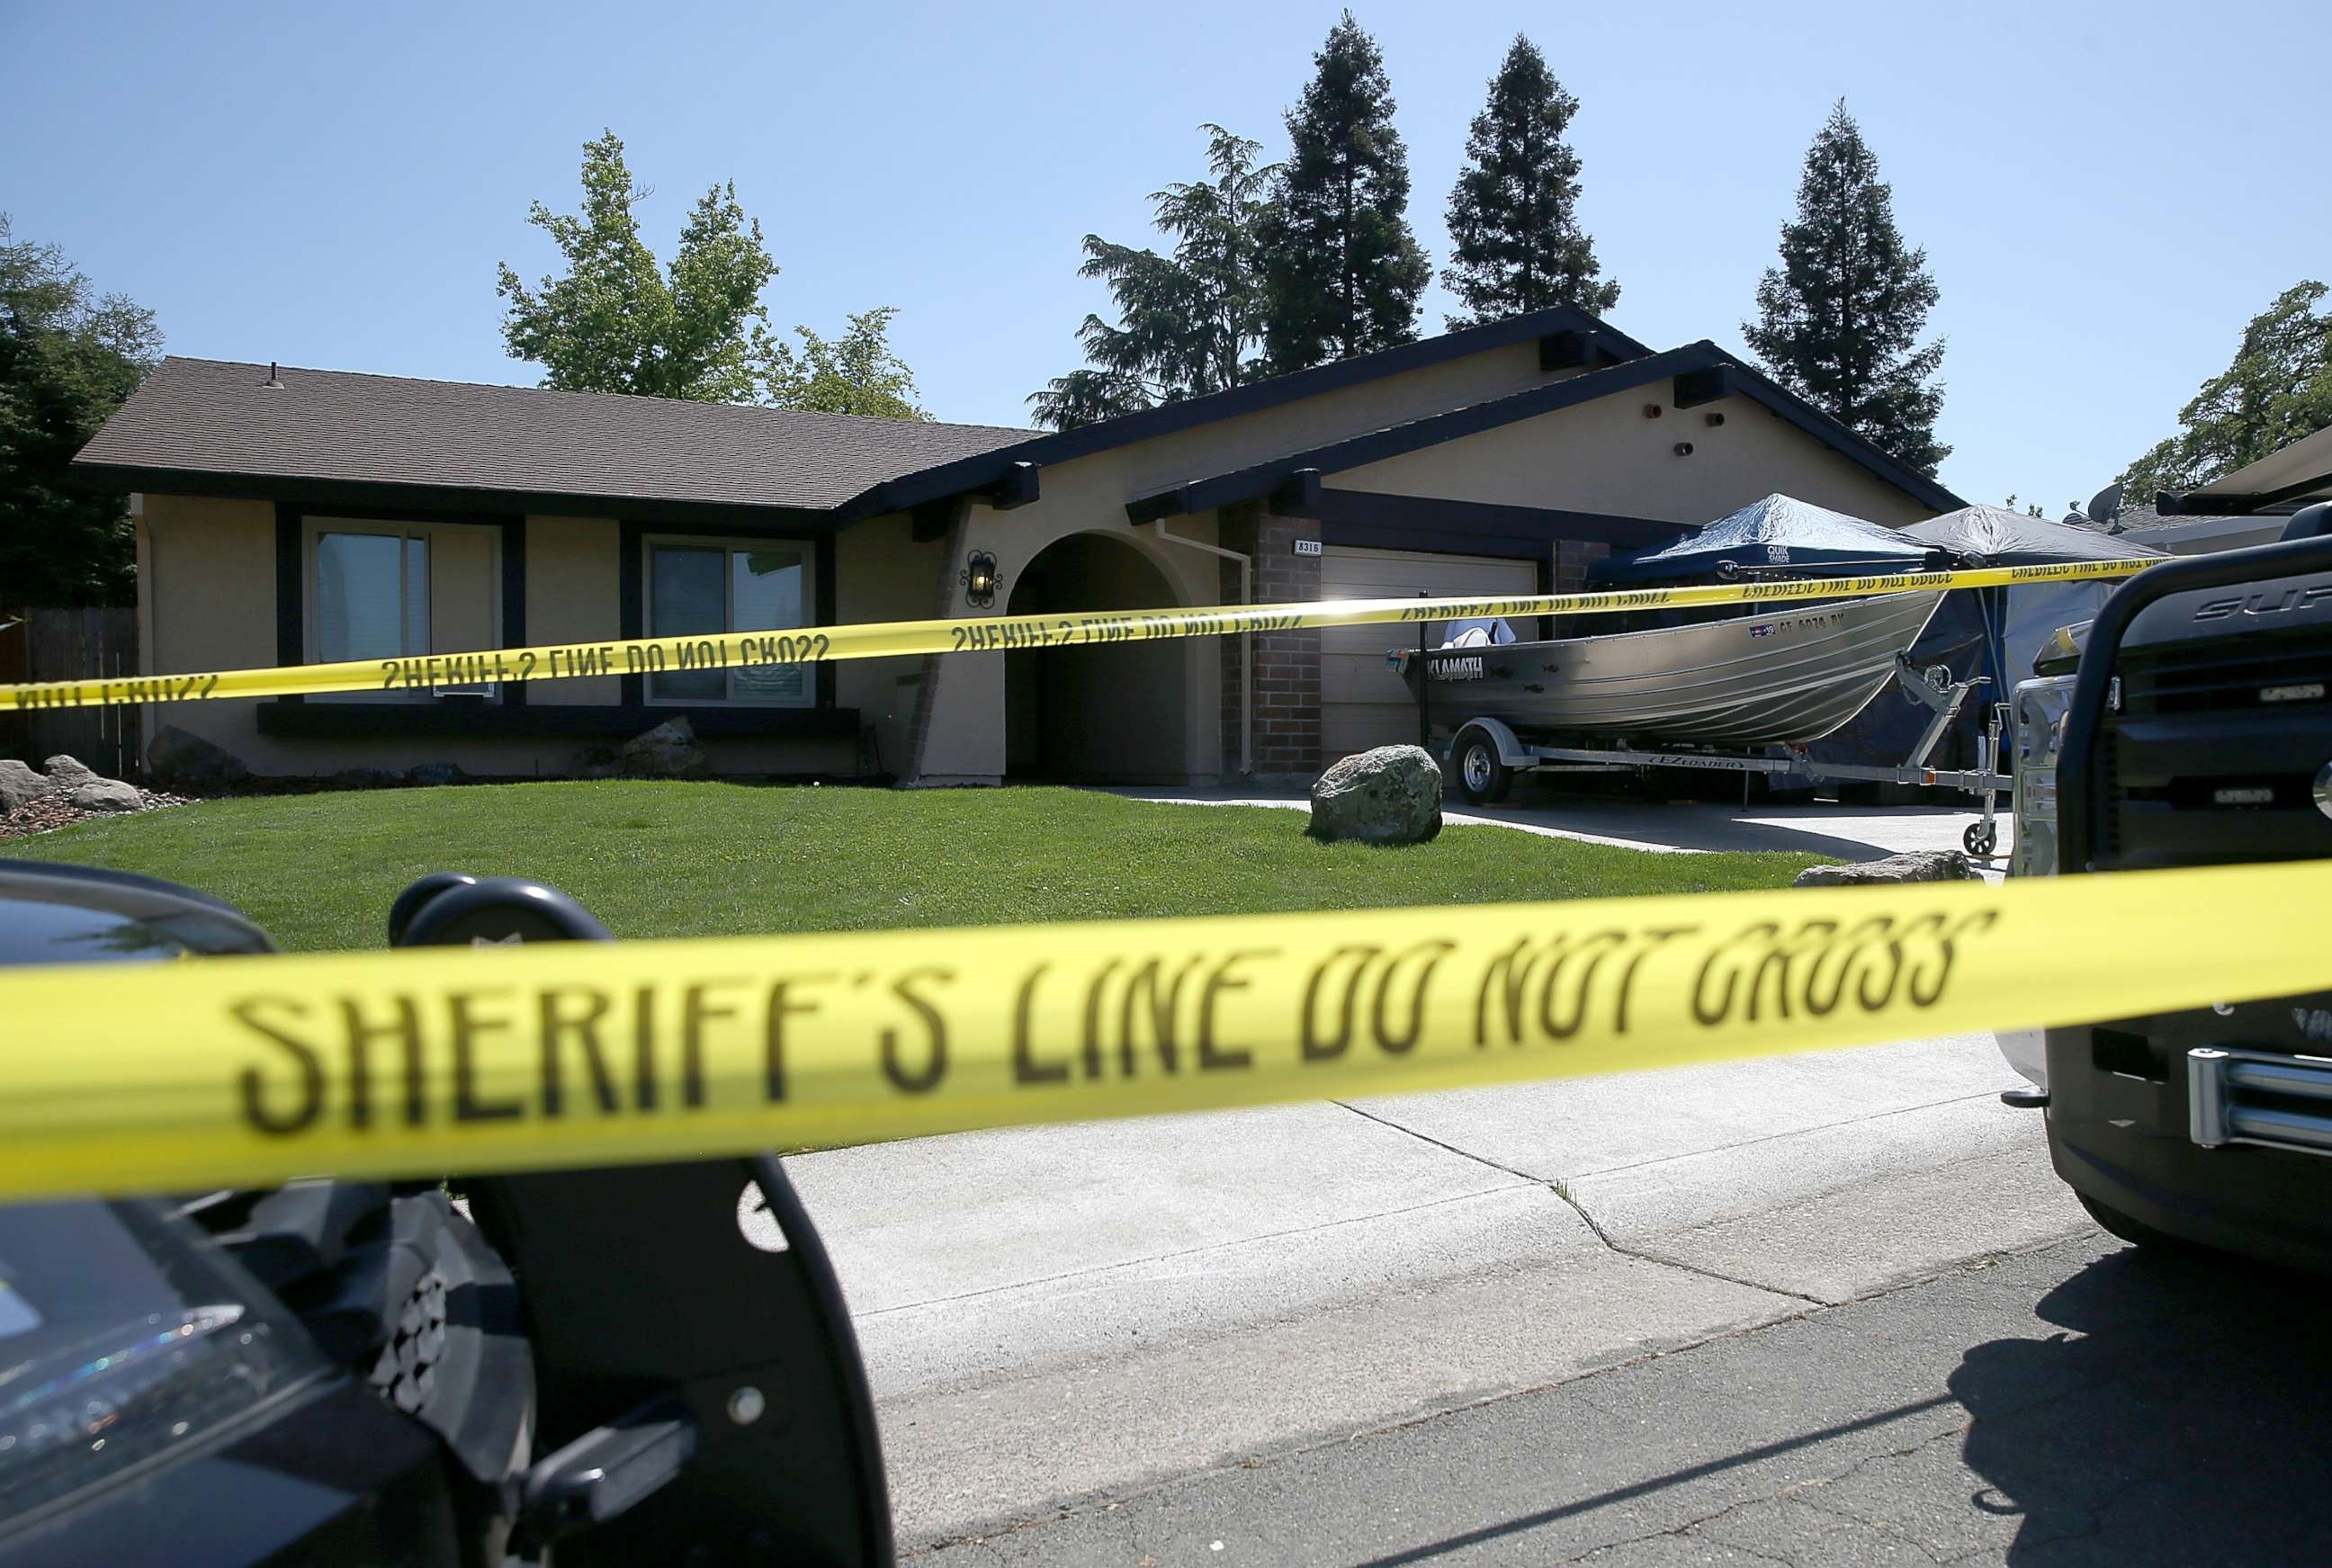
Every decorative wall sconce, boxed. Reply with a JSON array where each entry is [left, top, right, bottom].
[[961, 550, 1000, 608]]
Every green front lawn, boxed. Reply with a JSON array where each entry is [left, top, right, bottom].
[[4, 783, 1823, 951]]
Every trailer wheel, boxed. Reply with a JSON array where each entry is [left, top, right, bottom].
[[1963, 820, 1997, 856], [1452, 727, 1513, 806]]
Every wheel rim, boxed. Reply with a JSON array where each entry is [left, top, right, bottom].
[[1464, 746, 1493, 793]]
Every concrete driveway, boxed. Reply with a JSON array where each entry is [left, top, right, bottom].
[[1110, 785, 2014, 876]]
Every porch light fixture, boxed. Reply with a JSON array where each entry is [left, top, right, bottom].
[[961, 550, 1000, 609]]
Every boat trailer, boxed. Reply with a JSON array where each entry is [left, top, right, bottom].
[[1436, 654, 2009, 857]]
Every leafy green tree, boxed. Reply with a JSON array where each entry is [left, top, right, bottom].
[[498, 130, 781, 403], [1030, 125, 1274, 431], [499, 130, 929, 417], [2118, 281, 2331, 501], [0, 215, 162, 606], [1257, 11, 1430, 373], [1441, 35, 1618, 328], [1744, 103, 1949, 474], [768, 307, 929, 420]]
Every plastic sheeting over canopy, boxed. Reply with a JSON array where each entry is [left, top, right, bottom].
[[1589, 494, 1941, 585], [1901, 505, 2165, 568], [1808, 506, 2162, 780]]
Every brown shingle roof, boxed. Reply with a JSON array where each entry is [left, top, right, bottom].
[[75, 357, 1036, 515]]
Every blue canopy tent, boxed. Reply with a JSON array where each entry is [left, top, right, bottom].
[[1588, 493, 1943, 586], [1808, 507, 2162, 782], [1901, 506, 2165, 695]]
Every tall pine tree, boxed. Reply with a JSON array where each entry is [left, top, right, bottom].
[[1257, 12, 1429, 373], [1441, 35, 1618, 328], [1744, 103, 1949, 474], [1029, 125, 1274, 431]]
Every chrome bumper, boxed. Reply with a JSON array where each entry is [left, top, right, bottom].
[[2190, 1047, 2332, 1156]]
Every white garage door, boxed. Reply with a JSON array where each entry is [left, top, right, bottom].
[[1319, 545, 1539, 759]]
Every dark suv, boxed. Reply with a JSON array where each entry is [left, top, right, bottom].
[[2043, 508, 2332, 1271]]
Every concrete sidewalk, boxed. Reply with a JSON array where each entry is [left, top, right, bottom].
[[786, 1030, 2087, 1550]]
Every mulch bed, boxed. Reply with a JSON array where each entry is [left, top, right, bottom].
[[0, 786, 199, 842]]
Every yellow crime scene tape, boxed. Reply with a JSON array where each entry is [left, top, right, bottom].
[[0, 559, 2150, 712], [1, 856, 2322, 1204]]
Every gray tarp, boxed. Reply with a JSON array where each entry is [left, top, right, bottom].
[[1590, 494, 1941, 585]]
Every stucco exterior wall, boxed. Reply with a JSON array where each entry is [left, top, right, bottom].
[[1334, 390, 1933, 527], [524, 515, 621, 706], [834, 511, 942, 778], [138, 494, 280, 766], [910, 470, 1227, 785], [1118, 342, 1567, 498]]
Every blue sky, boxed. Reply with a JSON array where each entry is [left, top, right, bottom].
[[4, 0, 2324, 514]]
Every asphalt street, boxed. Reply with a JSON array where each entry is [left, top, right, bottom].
[[793, 1028, 2094, 1555], [910, 1232, 2332, 1566]]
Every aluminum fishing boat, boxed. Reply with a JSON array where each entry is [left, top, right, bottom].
[[1394, 591, 1946, 748]]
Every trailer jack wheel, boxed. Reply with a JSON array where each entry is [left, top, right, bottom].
[[1453, 728, 1513, 806], [1964, 820, 1997, 857]]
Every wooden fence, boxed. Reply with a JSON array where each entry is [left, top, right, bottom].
[[0, 608, 141, 780]]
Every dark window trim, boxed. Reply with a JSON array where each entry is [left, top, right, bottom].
[[619, 520, 836, 710], [276, 500, 527, 708]]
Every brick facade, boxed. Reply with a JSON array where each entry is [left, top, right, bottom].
[[1550, 538, 1612, 636], [1216, 502, 1323, 783], [900, 499, 971, 784]]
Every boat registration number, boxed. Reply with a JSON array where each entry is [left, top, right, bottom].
[[1748, 609, 1848, 639]]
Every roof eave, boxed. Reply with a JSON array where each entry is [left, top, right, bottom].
[[840, 303, 1654, 520], [77, 461, 845, 531], [1120, 344, 1964, 524]]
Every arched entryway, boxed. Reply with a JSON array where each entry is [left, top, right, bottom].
[[1005, 532, 1188, 782]]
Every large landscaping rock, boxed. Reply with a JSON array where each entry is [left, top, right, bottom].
[[42, 754, 99, 793], [622, 718, 711, 780], [1309, 745, 1443, 846], [0, 759, 49, 814], [570, 743, 623, 780], [69, 778, 146, 813], [329, 766, 409, 790], [148, 724, 251, 793], [1793, 849, 1979, 888]]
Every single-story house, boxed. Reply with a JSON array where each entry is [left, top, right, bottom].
[[73, 305, 1963, 786], [2117, 422, 2332, 554]]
